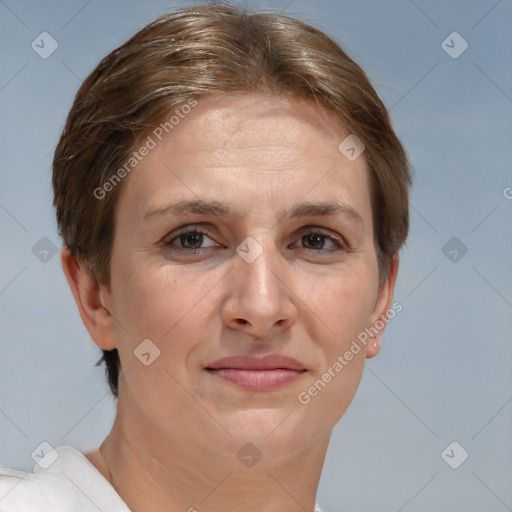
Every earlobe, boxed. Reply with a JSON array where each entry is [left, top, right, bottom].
[[365, 253, 399, 359], [60, 246, 117, 350]]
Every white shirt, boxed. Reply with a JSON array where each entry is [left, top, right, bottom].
[[0, 445, 325, 511], [0, 445, 130, 511]]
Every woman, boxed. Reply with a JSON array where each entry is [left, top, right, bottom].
[[0, 2, 411, 511]]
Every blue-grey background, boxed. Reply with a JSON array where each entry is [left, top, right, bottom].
[[1, 1, 511, 511]]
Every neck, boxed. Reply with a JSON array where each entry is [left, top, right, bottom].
[[97, 392, 331, 512]]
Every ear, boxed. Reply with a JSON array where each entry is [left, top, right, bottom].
[[365, 253, 399, 359], [60, 246, 117, 350]]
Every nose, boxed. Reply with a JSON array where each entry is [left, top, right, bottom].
[[221, 240, 298, 338]]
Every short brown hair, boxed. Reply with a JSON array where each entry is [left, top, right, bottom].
[[52, 1, 412, 399]]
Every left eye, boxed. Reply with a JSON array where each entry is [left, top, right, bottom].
[[295, 233, 337, 250]]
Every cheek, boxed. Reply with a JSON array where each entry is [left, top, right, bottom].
[[295, 270, 374, 429], [108, 258, 220, 414], [110, 253, 221, 365], [301, 265, 377, 349]]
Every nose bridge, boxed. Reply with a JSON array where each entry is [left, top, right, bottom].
[[236, 235, 282, 302]]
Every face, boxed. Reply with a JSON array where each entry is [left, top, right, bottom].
[[103, 93, 394, 466]]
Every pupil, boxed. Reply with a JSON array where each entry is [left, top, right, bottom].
[[305, 234, 324, 249], [181, 232, 202, 248]]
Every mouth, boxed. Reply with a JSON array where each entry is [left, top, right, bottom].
[[205, 354, 307, 391]]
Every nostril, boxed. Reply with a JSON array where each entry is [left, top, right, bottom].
[[236, 318, 249, 325]]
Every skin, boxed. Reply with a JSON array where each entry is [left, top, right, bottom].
[[62, 92, 398, 512]]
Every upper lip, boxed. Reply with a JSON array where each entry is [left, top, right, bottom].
[[205, 354, 306, 371]]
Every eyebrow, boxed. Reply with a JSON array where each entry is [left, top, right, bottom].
[[286, 201, 363, 226], [143, 199, 363, 226]]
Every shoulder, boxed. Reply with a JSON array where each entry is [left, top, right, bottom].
[[0, 446, 93, 511], [0, 445, 131, 512], [0, 463, 67, 510]]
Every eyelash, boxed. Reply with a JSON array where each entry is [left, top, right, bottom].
[[163, 225, 347, 254]]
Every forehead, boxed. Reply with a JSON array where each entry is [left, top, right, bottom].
[[115, 93, 372, 230], [171, 94, 349, 166]]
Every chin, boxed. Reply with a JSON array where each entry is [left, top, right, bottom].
[[219, 407, 323, 460]]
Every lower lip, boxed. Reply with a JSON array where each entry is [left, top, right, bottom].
[[207, 368, 306, 391]]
